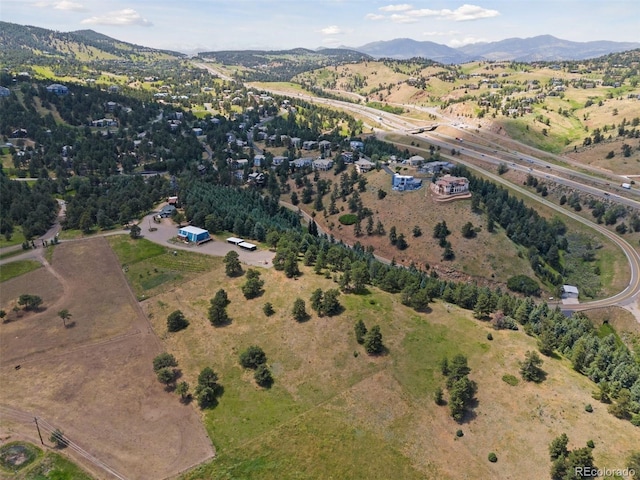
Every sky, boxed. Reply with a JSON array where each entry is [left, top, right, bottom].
[[1, 0, 638, 54]]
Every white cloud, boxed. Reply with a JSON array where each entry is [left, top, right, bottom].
[[81, 8, 152, 27], [54, 1, 85, 11], [448, 36, 488, 47], [366, 4, 499, 24], [390, 14, 418, 24], [408, 4, 500, 22], [423, 30, 461, 37], [441, 4, 500, 21], [320, 25, 343, 35], [33, 0, 86, 10], [379, 4, 413, 12]]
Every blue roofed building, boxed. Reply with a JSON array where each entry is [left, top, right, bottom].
[[392, 174, 423, 191], [178, 226, 211, 244]]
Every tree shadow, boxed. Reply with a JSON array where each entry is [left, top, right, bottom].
[[64, 321, 76, 329], [457, 400, 479, 425], [295, 313, 311, 323], [211, 317, 232, 327]]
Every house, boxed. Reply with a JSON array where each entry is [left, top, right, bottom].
[[192, 127, 203, 136], [420, 161, 455, 175], [318, 140, 332, 151], [313, 159, 333, 171], [247, 172, 265, 185], [350, 140, 364, 151], [392, 174, 422, 191], [178, 226, 211, 244], [272, 155, 287, 166], [167, 196, 178, 205], [91, 118, 118, 127], [561, 285, 579, 300], [404, 155, 425, 166], [341, 152, 354, 163], [355, 158, 375, 174], [290, 137, 302, 148], [292, 157, 314, 168], [435, 175, 469, 195], [302, 140, 318, 150], [253, 154, 265, 167], [46, 84, 68, 95], [158, 204, 177, 218]]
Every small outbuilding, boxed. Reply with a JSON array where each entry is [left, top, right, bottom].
[[561, 285, 579, 299], [158, 204, 177, 218], [238, 241, 257, 251], [178, 226, 211, 244]]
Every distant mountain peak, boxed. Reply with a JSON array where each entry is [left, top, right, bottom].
[[353, 35, 640, 63]]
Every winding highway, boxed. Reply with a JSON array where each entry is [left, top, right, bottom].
[[255, 84, 640, 316]]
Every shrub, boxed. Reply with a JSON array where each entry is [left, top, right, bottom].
[[153, 352, 177, 372], [239, 345, 267, 369], [167, 310, 189, 332], [488, 452, 498, 463], [434, 387, 445, 405], [456, 429, 464, 438], [338, 214, 358, 225], [263, 302, 275, 316], [254, 364, 273, 388], [49, 429, 68, 448], [586, 440, 595, 449], [487, 333, 493, 341], [506, 275, 541, 296], [584, 404, 593, 413], [502, 374, 519, 386]]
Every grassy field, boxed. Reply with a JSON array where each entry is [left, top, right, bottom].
[[0, 441, 94, 480], [0, 227, 27, 248], [0, 238, 214, 480], [0, 260, 41, 283], [107, 236, 222, 299], [139, 259, 638, 480]]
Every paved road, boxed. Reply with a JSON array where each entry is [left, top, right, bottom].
[[254, 85, 640, 316], [1, 209, 275, 269]]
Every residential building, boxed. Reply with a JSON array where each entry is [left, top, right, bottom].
[[313, 159, 333, 171], [46, 83, 68, 95], [355, 158, 375, 173], [392, 174, 422, 191], [435, 175, 469, 195], [404, 155, 425, 166]]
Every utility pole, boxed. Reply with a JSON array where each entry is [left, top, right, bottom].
[[34, 417, 44, 445]]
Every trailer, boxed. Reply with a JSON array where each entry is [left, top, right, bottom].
[[622, 183, 631, 189]]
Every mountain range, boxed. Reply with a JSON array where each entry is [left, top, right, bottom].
[[352, 35, 640, 63], [1, 21, 639, 66]]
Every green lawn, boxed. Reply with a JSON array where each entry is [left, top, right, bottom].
[[0, 226, 27, 248], [0, 259, 42, 282], [108, 236, 220, 298], [0, 441, 93, 480]]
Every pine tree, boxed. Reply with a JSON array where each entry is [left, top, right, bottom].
[[354, 320, 367, 344], [364, 325, 384, 355]]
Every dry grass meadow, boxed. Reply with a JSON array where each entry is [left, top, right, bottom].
[[139, 258, 639, 480], [0, 238, 214, 480]]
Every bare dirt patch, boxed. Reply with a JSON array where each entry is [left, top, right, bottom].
[[0, 238, 214, 480]]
